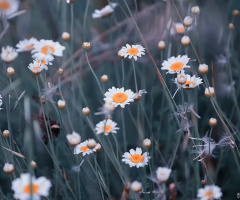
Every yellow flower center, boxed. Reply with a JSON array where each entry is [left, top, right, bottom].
[[130, 154, 144, 163], [170, 62, 184, 72], [128, 48, 139, 56], [205, 191, 213, 197], [176, 26, 185, 33], [0, 1, 10, 10], [24, 45, 34, 50], [112, 93, 128, 103], [184, 81, 195, 87], [23, 184, 40, 194], [80, 146, 89, 152], [41, 45, 55, 55], [102, 125, 112, 133]]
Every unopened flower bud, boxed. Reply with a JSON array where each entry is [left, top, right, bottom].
[[233, 10, 239, 16], [183, 16, 193, 27], [158, 41, 165, 50], [58, 100, 66, 109], [87, 139, 97, 149], [198, 64, 208, 74], [101, 75, 108, 82], [96, 143, 101, 151], [58, 68, 64, 75], [204, 87, 215, 98], [181, 36, 191, 46], [82, 107, 90, 115], [177, 73, 187, 85], [191, 6, 200, 15], [228, 23, 234, 30], [31, 161, 37, 168], [3, 130, 10, 137], [209, 118, 217, 127], [143, 138, 151, 148], [7, 67, 15, 76], [3, 163, 14, 174], [62, 32, 70, 41], [82, 42, 91, 50], [130, 181, 142, 193]]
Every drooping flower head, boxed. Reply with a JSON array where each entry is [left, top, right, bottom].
[[161, 55, 190, 74], [174, 74, 202, 89], [66, 131, 81, 146], [74, 140, 99, 156], [95, 119, 119, 135], [156, 167, 172, 182], [92, 3, 118, 18], [32, 39, 65, 61], [0, 0, 19, 18], [122, 147, 150, 168], [197, 185, 222, 200], [119, 44, 145, 61], [16, 38, 38, 52], [11, 173, 52, 200], [104, 87, 135, 108], [1, 46, 18, 63]]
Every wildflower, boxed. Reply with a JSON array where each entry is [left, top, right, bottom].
[[11, 173, 52, 200], [156, 167, 171, 182], [3, 130, 10, 137], [3, 163, 14, 174], [228, 23, 234, 30], [0, 0, 19, 18], [233, 10, 239, 16], [66, 131, 81, 146], [177, 72, 187, 85], [174, 22, 185, 34], [122, 147, 150, 168], [92, 3, 118, 18], [95, 102, 115, 116], [158, 41, 165, 50], [191, 6, 200, 15], [183, 16, 193, 27], [62, 32, 70, 40], [204, 87, 215, 98], [104, 87, 135, 108], [32, 39, 65, 61], [119, 44, 145, 61], [7, 66, 15, 76], [175, 74, 202, 89], [31, 161, 37, 168], [96, 143, 101, 151], [1, 46, 18, 63], [134, 89, 147, 101], [95, 119, 119, 135], [82, 107, 90, 115], [57, 68, 64, 75], [57, 100, 66, 109], [16, 38, 37, 52], [101, 75, 108, 82], [74, 140, 98, 156], [28, 60, 48, 75], [190, 134, 229, 161], [161, 55, 190, 74], [143, 138, 151, 148], [198, 64, 208, 74], [130, 181, 142, 193], [181, 36, 191, 46], [87, 139, 97, 149], [82, 42, 91, 50], [209, 118, 217, 127], [197, 185, 222, 200]]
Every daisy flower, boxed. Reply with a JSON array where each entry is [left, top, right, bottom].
[[16, 38, 38, 52], [174, 74, 202, 89], [1, 46, 18, 63], [66, 131, 81, 146], [95, 119, 119, 135], [92, 3, 118, 18], [28, 60, 48, 75], [197, 185, 222, 200], [74, 140, 98, 156], [161, 55, 190, 74], [119, 44, 145, 61], [122, 147, 150, 168], [11, 173, 52, 200], [156, 167, 172, 182], [0, 0, 19, 18], [32, 39, 65, 61], [104, 87, 135, 108]]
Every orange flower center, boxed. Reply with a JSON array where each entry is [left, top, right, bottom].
[[170, 62, 184, 72], [176, 26, 185, 33], [102, 125, 112, 133], [23, 184, 40, 194], [33, 67, 40, 71], [0, 1, 10, 10], [130, 154, 144, 163], [184, 81, 195, 87], [112, 93, 128, 103], [24, 45, 34, 50], [41, 45, 55, 55], [128, 48, 139, 56], [205, 191, 213, 197], [80, 146, 89, 152]]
